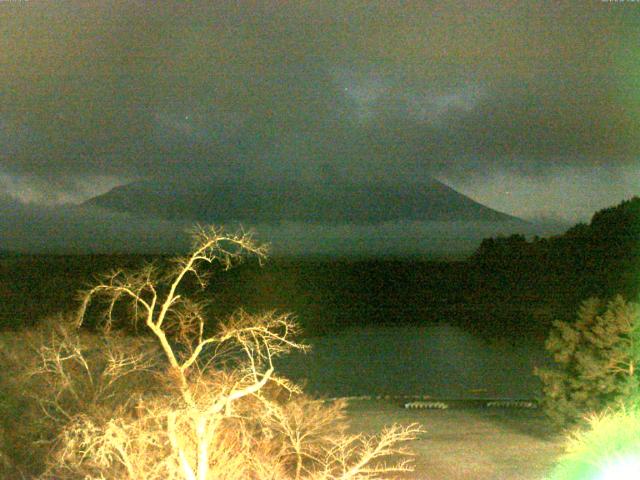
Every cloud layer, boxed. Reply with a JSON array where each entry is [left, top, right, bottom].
[[1, 1, 638, 221]]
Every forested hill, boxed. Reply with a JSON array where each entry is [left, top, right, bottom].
[[471, 197, 640, 305]]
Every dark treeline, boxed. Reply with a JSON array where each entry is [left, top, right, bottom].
[[1, 197, 637, 339], [0, 253, 544, 338], [471, 197, 640, 315]]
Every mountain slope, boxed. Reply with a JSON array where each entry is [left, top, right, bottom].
[[83, 177, 526, 225]]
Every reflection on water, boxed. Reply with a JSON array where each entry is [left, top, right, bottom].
[[276, 324, 550, 398]]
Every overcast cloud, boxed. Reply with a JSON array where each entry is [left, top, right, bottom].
[[1, 0, 639, 223]]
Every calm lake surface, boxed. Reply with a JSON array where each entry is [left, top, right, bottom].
[[276, 324, 551, 399]]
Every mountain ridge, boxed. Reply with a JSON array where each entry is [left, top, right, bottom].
[[83, 177, 527, 225]]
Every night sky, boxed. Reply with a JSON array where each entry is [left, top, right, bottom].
[[1, 1, 639, 253]]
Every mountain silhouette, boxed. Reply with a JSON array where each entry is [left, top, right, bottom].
[[83, 177, 525, 225]]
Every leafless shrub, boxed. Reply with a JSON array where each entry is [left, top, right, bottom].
[[15, 225, 422, 479]]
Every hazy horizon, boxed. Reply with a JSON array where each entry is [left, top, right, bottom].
[[0, 176, 575, 256]]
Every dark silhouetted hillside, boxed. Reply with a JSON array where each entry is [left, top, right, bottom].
[[471, 197, 640, 305], [83, 177, 526, 225]]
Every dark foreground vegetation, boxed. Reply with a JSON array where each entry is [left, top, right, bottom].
[[472, 197, 639, 307], [0, 253, 543, 338]]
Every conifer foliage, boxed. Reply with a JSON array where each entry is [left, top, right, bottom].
[[536, 295, 640, 426]]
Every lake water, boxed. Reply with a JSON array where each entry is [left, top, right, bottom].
[[276, 324, 551, 399]]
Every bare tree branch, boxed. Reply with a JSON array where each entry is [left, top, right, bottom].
[[28, 226, 422, 480]]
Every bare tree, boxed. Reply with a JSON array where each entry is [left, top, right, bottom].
[[28, 225, 421, 480]]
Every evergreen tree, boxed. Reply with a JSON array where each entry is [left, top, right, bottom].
[[535, 295, 640, 426]]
